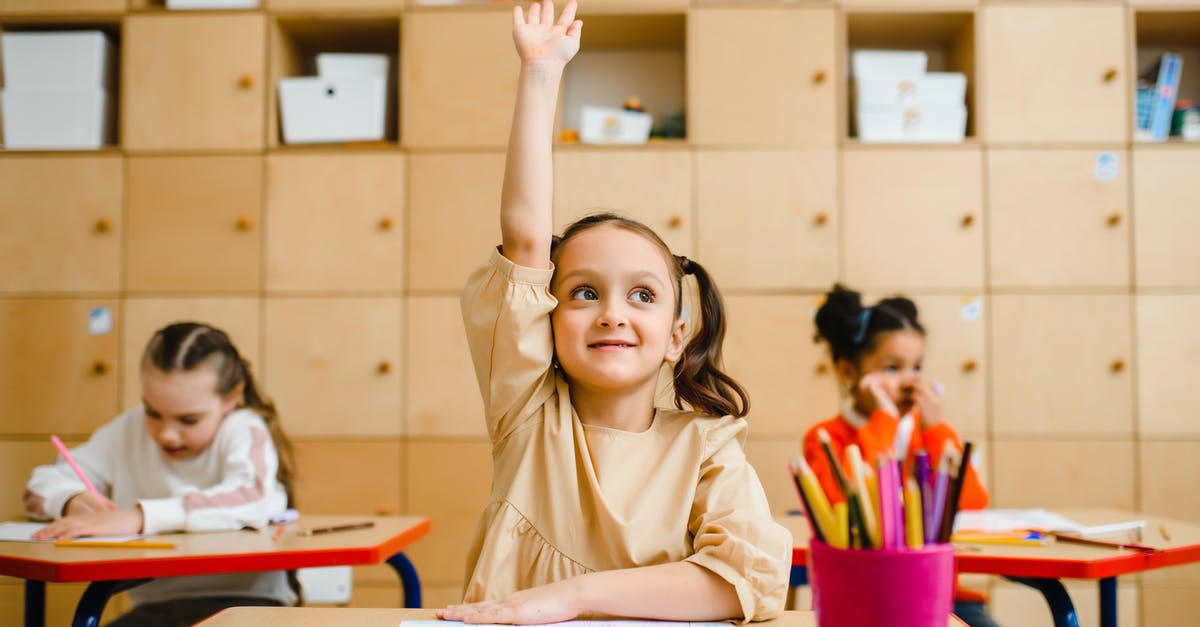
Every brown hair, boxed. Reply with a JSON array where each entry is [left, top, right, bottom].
[[551, 212, 749, 418], [142, 322, 296, 506]]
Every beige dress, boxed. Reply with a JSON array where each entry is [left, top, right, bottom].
[[460, 250, 791, 622]]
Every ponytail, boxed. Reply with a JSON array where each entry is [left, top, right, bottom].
[[671, 256, 749, 418]]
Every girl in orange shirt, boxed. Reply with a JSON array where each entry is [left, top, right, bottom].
[[803, 284, 998, 627]]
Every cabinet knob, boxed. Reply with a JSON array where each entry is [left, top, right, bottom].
[[813, 70, 827, 85], [375, 507, 395, 516], [91, 360, 111, 376], [667, 214, 684, 229], [815, 363, 829, 375], [377, 360, 392, 375], [962, 359, 978, 373], [238, 74, 255, 90], [235, 217, 253, 232], [1106, 213, 1122, 227], [961, 214, 975, 228], [94, 218, 112, 234], [814, 212, 829, 226], [1110, 358, 1125, 373], [1103, 68, 1118, 83], [378, 217, 394, 232]]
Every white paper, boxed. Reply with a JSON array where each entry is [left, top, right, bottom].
[[0, 521, 141, 543], [953, 509, 1084, 533], [403, 622, 729, 627]]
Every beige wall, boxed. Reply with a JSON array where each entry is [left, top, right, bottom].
[[1, 1, 1198, 625]]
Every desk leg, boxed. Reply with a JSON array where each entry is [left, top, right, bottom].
[[387, 552, 422, 609], [24, 580, 45, 627], [71, 579, 152, 627], [1004, 576, 1080, 627], [1099, 577, 1117, 627]]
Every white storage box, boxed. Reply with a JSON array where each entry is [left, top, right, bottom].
[[856, 72, 966, 108], [279, 76, 386, 144], [856, 105, 967, 143], [578, 105, 652, 144], [851, 49, 927, 80], [316, 53, 390, 79], [166, 0, 260, 8], [1, 31, 115, 89], [1, 87, 114, 149]]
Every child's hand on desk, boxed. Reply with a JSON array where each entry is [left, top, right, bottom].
[[32, 507, 144, 541], [64, 491, 119, 515], [438, 578, 580, 625]]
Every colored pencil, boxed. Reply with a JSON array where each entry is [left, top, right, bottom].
[[937, 441, 974, 543], [904, 477, 924, 549], [787, 457, 825, 543], [55, 540, 175, 549], [50, 435, 102, 498]]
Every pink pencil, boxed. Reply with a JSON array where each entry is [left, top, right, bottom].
[[50, 435, 101, 497]]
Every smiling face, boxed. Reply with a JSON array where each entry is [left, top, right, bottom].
[[141, 364, 238, 461], [550, 224, 685, 397], [841, 329, 926, 417]]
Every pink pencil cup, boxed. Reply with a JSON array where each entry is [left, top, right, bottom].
[[809, 539, 955, 627]]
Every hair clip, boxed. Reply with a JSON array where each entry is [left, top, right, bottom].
[[851, 307, 873, 346]]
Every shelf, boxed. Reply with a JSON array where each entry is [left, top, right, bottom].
[[1134, 10, 1200, 139]]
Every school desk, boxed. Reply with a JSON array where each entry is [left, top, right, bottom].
[[0, 514, 430, 627], [196, 606, 971, 626], [780, 509, 1200, 627]]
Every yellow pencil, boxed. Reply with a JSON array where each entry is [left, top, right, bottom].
[[847, 445, 879, 549], [832, 502, 849, 549], [791, 455, 838, 546], [54, 540, 176, 549], [950, 534, 1046, 547], [864, 466, 882, 548], [904, 477, 924, 549]]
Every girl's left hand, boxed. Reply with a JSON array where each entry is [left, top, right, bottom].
[[911, 378, 944, 430], [437, 577, 581, 625], [31, 507, 144, 541]]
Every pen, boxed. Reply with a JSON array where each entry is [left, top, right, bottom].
[[55, 540, 176, 549], [50, 435, 102, 498], [299, 521, 374, 536]]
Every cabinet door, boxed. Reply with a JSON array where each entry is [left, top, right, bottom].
[[265, 153, 405, 293], [126, 156, 263, 293], [696, 149, 837, 290], [405, 440, 492, 585], [405, 297, 484, 438], [1136, 295, 1200, 437], [293, 441, 403, 516], [991, 440, 1134, 509], [407, 152, 505, 292], [690, 6, 836, 145], [264, 297, 402, 437], [0, 156, 121, 294], [0, 0, 123, 13], [120, 297, 261, 409], [0, 299, 119, 434], [402, 10, 516, 148], [723, 295, 839, 438], [991, 295, 1132, 436], [907, 294, 987, 437], [1133, 147, 1200, 288], [980, 6, 1127, 143], [988, 149, 1129, 289], [553, 148, 693, 256], [842, 147, 984, 291], [123, 14, 265, 151]]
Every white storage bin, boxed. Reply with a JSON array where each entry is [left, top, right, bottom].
[[857, 72, 966, 108], [578, 105, 652, 144], [1, 31, 115, 89], [856, 105, 967, 143], [316, 53, 390, 79], [166, 0, 260, 8], [279, 76, 386, 144], [1, 87, 114, 149], [851, 49, 927, 80]]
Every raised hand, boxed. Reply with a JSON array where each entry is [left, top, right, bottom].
[[31, 507, 144, 541], [512, 0, 582, 66], [438, 577, 580, 625]]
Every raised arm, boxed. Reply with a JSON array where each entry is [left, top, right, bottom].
[[500, 0, 582, 268]]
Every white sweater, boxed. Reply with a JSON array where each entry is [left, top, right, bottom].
[[25, 407, 296, 606]]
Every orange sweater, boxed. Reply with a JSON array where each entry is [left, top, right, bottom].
[[802, 409, 990, 603]]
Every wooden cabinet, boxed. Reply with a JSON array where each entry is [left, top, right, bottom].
[[696, 149, 837, 290], [987, 149, 1129, 289], [1133, 147, 1200, 288], [265, 153, 406, 293], [1136, 295, 1200, 437], [553, 148, 693, 256], [292, 441, 403, 516], [0, 156, 121, 294], [267, 0, 404, 9], [991, 295, 1132, 436], [126, 156, 263, 293], [980, 6, 1128, 144], [122, 14, 265, 151], [842, 147, 984, 291], [689, 6, 836, 146], [404, 440, 492, 585], [723, 295, 839, 438], [120, 297, 261, 409], [0, 0, 123, 13], [906, 294, 987, 437], [263, 297, 403, 437], [405, 297, 484, 438], [402, 10, 515, 148], [0, 299, 119, 435], [991, 440, 1134, 510], [407, 152, 505, 292]]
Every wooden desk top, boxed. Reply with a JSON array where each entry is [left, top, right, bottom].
[[779, 508, 1200, 580], [0, 514, 430, 583], [199, 608, 968, 627]]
